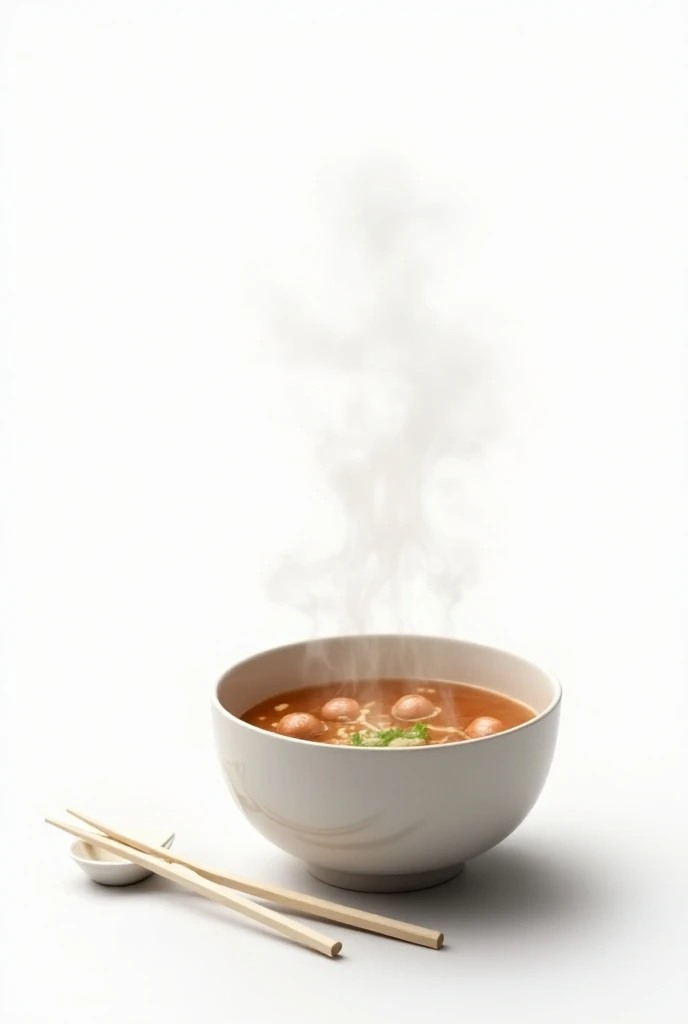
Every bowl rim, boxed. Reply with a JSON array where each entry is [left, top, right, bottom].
[[211, 633, 563, 753]]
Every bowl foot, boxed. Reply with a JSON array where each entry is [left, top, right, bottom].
[[307, 862, 465, 893]]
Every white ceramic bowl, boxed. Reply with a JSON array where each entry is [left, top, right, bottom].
[[212, 635, 561, 892]]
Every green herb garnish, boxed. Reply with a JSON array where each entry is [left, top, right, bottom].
[[349, 721, 429, 747]]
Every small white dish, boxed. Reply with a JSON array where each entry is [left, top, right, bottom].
[[71, 832, 175, 886]]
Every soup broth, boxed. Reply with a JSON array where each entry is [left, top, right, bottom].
[[240, 678, 536, 747]]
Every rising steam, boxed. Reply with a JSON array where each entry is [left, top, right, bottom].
[[265, 165, 501, 641]]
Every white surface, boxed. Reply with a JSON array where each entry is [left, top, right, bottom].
[[1, 2, 686, 1022]]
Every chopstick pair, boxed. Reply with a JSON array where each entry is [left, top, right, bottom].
[[45, 810, 444, 958]]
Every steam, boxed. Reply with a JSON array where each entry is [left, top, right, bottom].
[[265, 165, 501, 644]]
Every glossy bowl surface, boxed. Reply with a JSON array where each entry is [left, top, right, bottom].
[[212, 635, 561, 891]]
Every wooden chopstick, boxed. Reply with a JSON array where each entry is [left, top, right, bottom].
[[65, 808, 444, 950], [46, 817, 342, 958]]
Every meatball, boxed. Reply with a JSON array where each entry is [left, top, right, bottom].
[[276, 712, 326, 740], [391, 693, 436, 722], [465, 716, 504, 739], [321, 697, 360, 722]]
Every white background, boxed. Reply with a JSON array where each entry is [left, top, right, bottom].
[[1, 2, 686, 1022]]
